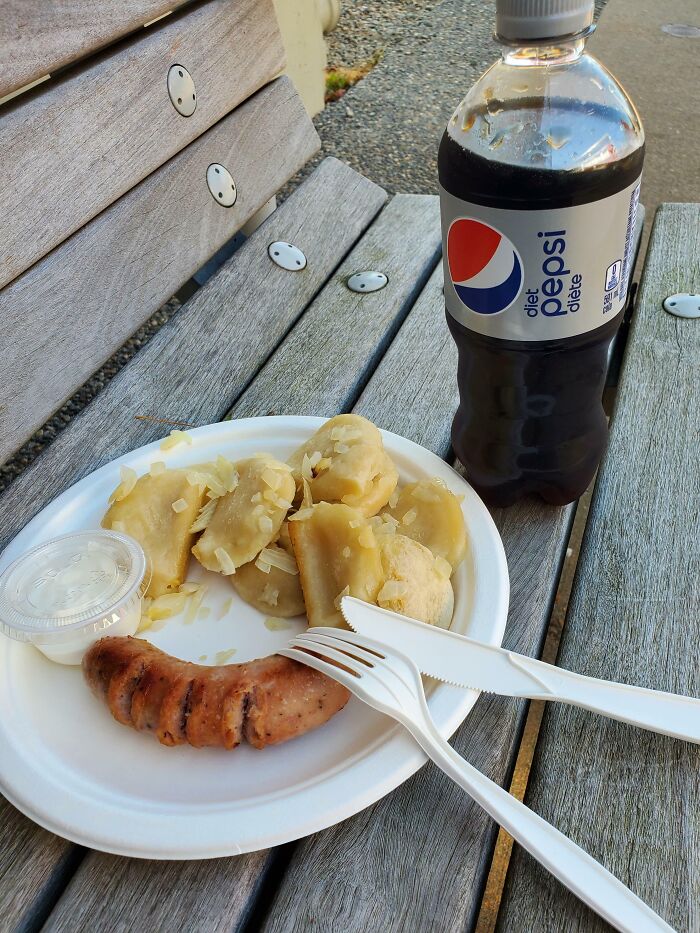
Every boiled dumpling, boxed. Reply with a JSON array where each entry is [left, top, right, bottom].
[[103, 468, 206, 597], [377, 534, 454, 628], [288, 502, 383, 628], [382, 478, 467, 568], [288, 414, 397, 517], [230, 523, 305, 617], [192, 456, 295, 574]]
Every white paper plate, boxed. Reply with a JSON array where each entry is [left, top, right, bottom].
[[0, 417, 509, 858]]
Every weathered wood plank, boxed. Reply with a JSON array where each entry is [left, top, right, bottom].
[[0, 159, 386, 933], [259, 264, 577, 933], [0, 803, 82, 933], [0, 158, 386, 555], [0, 76, 319, 465], [0, 0, 191, 100], [44, 851, 272, 933], [497, 203, 700, 933], [231, 194, 442, 419], [0, 0, 285, 289]]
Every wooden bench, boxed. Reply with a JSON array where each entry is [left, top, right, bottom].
[[1, 2, 692, 930]]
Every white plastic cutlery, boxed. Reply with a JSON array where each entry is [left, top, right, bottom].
[[281, 628, 674, 933], [340, 597, 700, 744]]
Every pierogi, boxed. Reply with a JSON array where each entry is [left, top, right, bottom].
[[382, 478, 467, 568], [376, 534, 454, 628], [192, 456, 295, 574], [103, 468, 206, 597], [231, 523, 305, 617], [288, 414, 398, 517], [288, 502, 384, 628]]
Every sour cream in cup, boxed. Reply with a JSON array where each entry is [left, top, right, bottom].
[[0, 530, 150, 665]]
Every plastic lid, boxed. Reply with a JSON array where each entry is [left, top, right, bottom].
[[0, 531, 149, 644], [496, 0, 594, 42]]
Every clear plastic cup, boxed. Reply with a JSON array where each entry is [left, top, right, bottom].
[[0, 530, 150, 665]]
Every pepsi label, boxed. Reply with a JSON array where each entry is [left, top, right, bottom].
[[440, 175, 641, 341]]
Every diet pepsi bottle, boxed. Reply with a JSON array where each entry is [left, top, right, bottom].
[[439, 0, 644, 506]]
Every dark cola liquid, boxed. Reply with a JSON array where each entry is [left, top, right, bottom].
[[439, 101, 644, 507]]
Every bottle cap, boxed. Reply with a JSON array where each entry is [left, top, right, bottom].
[[496, 0, 594, 42], [0, 531, 150, 663]]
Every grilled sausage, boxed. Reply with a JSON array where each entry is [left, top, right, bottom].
[[83, 636, 350, 749]]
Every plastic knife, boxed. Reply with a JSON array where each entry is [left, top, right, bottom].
[[339, 596, 700, 744]]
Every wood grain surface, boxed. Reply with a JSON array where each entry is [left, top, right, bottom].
[[44, 851, 273, 933], [0, 158, 386, 557], [0, 0, 284, 289], [258, 264, 577, 933], [231, 194, 442, 419], [0, 0, 192, 100], [0, 801, 81, 933], [0, 159, 385, 933], [497, 204, 700, 932], [0, 76, 318, 465]]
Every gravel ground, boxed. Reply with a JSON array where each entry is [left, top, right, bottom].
[[306, 0, 609, 196]]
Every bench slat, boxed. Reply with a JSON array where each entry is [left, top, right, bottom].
[[496, 203, 700, 932], [0, 158, 386, 556], [0, 802, 80, 933], [258, 264, 577, 933], [0, 76, 318, 465], [231, 193, 442, 419], [0, 158, 385, 933], [0, 0, 284, 290], [44, 851, 272, 933], [0, 0, 191, 100]]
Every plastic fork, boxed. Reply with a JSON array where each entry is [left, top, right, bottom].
[[281, 627, 675, 933]]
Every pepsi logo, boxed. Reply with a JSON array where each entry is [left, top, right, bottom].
[[447, 218, 523, 314]]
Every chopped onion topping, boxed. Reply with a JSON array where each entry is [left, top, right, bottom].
[[171, 498, 188, 513], [258, 515, 274, 535], [190, 498, 217, 533], [301, 477, 313, 510], [402, 509, 417, 526], [216, 455, 239, 492], [150, 461, 167, 477], [261, 584, 279, 607], [109, 465, 138, 503], [184, 585, 207, 625], [258, 545, 299, 575], [262, 468, 282, 491], [378, 580, 409, 604], [288, 508, 314, 522], [215, 547, 236, 575], [358, 528, 375, 549], [215, 648, 237, 664], [388, 489, 400, 509], [218, 597, 233, 620], [160, 429, 193, 451], [412, 485, 440, 503]]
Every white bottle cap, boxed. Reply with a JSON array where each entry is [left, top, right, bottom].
[[496, 0, 594, 42]]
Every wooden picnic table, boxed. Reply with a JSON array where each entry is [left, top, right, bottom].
[[1, 2, 698, 931]]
